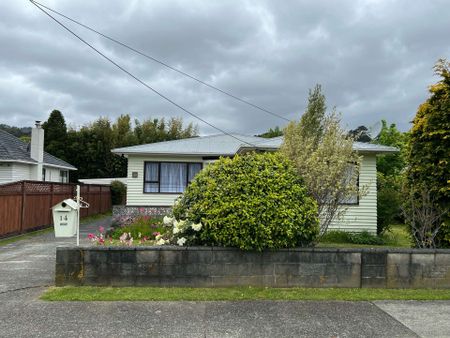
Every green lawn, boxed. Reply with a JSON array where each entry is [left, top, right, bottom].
[[317, 224, 412, 249], [80, 211, 112, 224], [41, 286, 450, 302]]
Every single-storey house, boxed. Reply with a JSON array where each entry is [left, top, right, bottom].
[[112, 134, 398, 233], [0, 121, 76, 184]]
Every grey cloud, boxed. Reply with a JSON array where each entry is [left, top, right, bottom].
[[0, 0, 449, 135]]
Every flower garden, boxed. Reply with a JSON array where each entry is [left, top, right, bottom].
[[87, 213, 203, 247]]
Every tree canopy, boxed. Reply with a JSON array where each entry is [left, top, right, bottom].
[[41, 112, 198, 181], [281, 85, 361, 235], [43, 110, 68, 161], [408, 59, 450, 206]]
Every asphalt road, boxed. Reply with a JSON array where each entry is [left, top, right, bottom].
[[0, 217, 449, 337]]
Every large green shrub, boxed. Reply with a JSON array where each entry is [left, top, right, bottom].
[[110, 180, 126, 205], [173, 152, 319, 251], [377, 173, 403, 234]]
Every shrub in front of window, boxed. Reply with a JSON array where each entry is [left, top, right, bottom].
[[173, 152, 319, 251], [111, 180, 126, 205]]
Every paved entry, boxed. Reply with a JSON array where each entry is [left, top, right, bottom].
[[0, 216, 111, 293]]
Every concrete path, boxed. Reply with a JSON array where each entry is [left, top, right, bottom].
[[0, 217, 110, 293], [0, 218, 449, 337]]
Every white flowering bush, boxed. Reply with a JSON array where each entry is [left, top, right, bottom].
[[162, 215, 203, 246]]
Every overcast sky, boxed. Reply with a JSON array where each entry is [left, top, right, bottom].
[[1, 0, 449, 135]]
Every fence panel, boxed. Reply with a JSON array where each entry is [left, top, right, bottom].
[[0, 181, 111, 237]]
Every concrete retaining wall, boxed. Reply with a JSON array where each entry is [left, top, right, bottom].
[[55, 247, 450, 288]]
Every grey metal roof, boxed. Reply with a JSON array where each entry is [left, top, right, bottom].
[[113, 133, 398, 156], [112, 134, 269, 156], [0, 129, 76, 170]]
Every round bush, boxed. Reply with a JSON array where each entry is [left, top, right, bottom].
[[173, 152, 319, 250]]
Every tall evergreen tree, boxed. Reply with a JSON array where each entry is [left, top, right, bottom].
[[42, 110, 68, 161], [407, 59, 450, 247], [299, 84, 326, 144], [408, 59, 450, 206]]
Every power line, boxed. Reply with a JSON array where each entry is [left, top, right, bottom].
[[29, 0, 256, 147], [30, 0, 290, 123]]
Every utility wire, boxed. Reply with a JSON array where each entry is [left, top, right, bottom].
[[30, 0, 256, 147], [30, 0, 290, 123]]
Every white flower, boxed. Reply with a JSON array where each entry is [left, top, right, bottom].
[[163, 216, 173, 225], [177, 237, 187, 246], [156, 238, 166, 245], [177, 220, 186, 228], [155, 234, 162, 240], [191, 223, 202, 231], [173, 226, 180, 234]]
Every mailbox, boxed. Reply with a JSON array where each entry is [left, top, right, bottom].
[[52, 199, 78, 237]]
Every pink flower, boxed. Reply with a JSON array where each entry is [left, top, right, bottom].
[[99, 226, 105, 233], [152, 232, 160, 237], [87, 233, 95, 239]]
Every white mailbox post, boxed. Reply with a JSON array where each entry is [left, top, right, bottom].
[[52, 185, 88, 246], [52, 199, 78, 238]]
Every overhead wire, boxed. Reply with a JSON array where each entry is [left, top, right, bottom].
[[29, 0, 257, 147], [30, 0, 290, 123]]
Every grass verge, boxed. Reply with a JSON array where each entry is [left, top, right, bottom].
[[41, 286, 450, 302], [317, 224, 412, 249], [80, 211, 112, 224], [0, 227, 53, 246]]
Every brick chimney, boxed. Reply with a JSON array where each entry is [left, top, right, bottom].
[[30, 121, 44, 180]]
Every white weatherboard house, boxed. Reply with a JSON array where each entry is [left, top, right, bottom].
[[0, 122, 76, 184], [112, 134, 398, 233]]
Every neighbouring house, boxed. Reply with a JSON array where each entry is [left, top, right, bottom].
[[0, 121, 76, 184], [112, 134, 398, 233]]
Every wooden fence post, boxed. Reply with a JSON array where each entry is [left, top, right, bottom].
[[20, 181, 26, 233]]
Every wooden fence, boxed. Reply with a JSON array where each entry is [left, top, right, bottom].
[[0, 181, 111, 237]]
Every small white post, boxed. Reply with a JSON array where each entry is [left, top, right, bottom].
[[76, 185, 80, 247]]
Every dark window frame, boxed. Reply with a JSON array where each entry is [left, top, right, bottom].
[[143, 161, 203, 194]]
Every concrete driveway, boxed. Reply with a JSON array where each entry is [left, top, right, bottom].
[[1, 217, 450, 337]]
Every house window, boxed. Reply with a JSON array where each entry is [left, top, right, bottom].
[[144, 162, 202, 193], [42, 168, 46, 182], [60, 170, 68, 183], [339, 163, 359, 205]]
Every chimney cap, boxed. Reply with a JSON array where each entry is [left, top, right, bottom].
[[35, 121, 41, 128]]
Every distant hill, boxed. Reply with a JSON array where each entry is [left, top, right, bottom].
[[0, 124, 31, 138]]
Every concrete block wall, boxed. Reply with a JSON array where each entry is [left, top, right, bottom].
[[55, 247, 450, 288]]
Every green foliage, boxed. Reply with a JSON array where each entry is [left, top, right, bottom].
[[257, 126, 283, 138], [0, 124, 31, 138], [173, 152, 319, 251], [110, 180, 126, 205], [42, 110, 68, 161], [374, 120, 408, 177], [321, 230, 385, 245], [377, 173, 403, 234], [408, 59, 450, 205], [348, 125, 372, 142], [300, 84, 326, 143], [282, 86, 361, 235], [372, 120, 408, 234], [54, 113, 198, 181], [407, 59, 450, 246]]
